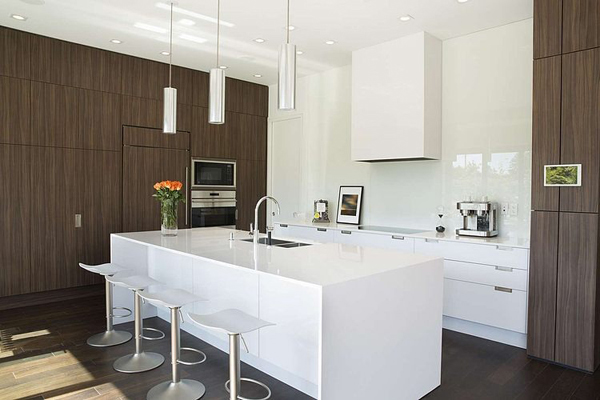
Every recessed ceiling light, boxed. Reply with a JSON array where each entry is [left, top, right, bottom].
[[254, 74, 262, 78], [325, 40, 336, 45], [287, 25, 296, 31], [110, 39, 123, 44], [178, 18, 195, 26], [219, 65, 228, 69], [254, 38, 265, 43], [134, 22, 168, 34], [160, 51, 170, 56], [399, 15, 413, 22], [296, 50, 303, 55], [156, 2, 235, 27], [179, 33, 207, 44], [11, 14, 27, 21], [457, 0, 470, 3]]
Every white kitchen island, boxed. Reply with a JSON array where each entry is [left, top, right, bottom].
[[110, 227, 443, 400]]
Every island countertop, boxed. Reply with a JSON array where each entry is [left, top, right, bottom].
[[113, 227, 442, 287]]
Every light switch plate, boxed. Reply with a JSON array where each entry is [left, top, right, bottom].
[[501, 203, 509, 216], [509, 203, 518, 216]]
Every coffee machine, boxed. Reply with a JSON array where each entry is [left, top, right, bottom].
[[456, 198, 498, 237]]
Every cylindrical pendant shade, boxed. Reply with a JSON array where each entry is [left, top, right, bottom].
[[278, 43, 296, 110], [209, 68, 225, 124], [163, 87, 177, 134]]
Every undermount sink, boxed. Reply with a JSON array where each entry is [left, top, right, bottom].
[[241, 237, 312, 248]]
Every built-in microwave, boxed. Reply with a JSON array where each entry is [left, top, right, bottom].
[[191, 159, 236, 189]]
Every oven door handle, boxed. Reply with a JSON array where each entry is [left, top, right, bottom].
[[185, 167, 189, 226], [192, 200, 237, 208]]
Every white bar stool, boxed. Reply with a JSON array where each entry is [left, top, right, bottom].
[[106, 272, 166, 374], [79, 263, 133, 347], [188, 310, 275, 400], [138, 287, 208, 400]]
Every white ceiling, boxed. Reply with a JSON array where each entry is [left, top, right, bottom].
[[2, 0, 533, 85]]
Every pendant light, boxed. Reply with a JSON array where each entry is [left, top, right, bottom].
[[278, 0, 296, 110], [209, 0, 225, 124], [163, 2, 177, 134]]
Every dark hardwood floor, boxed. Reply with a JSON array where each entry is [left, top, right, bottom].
[[2, 294, 600, 400]]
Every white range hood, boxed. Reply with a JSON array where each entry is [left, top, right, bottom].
[[351, 31, 442, 162]]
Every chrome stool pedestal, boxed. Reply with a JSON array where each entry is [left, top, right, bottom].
[[189, 309, 275, 400], [80, 263, 133, 348]]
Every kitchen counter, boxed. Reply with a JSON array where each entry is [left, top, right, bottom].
[[110, 227, 443, 400]]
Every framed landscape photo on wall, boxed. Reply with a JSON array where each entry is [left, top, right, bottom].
[[544, 164, 582, 187], [336, 186, 364, 225]]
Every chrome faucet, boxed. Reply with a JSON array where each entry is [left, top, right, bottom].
[[253, 196, 281, 245]]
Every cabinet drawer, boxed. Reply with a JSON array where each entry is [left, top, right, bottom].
[[274, 224, 334, 243], [444, 260, 528, 291], [333, 230, 414, 252], [443, 279, 527, 333], [415, 238, 529, 270]]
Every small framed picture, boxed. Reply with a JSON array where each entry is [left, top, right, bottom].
[[544, 164, 582, 187], [336, 186, 364, 225]]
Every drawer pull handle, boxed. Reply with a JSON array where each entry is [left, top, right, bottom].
[[496, 246, 513, 251], [341, 230, 352, 235], [495, 266, 513, 272], [495, 286, 513, 293], [317, 228, 327, 232], [280, 224, 288, 228], [425, 239, 439, 243], [391, 235, 405, 240]]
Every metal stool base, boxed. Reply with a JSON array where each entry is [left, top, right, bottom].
[[113, 351, 165, 373], [87, 329, 132, 348], [146, 379, 206, 400], [225, 378, 272, 400]]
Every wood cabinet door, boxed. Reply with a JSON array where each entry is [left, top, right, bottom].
[[0, 145, 32, 296], [31, 82, 80, 148], [560, 48, 600, 213], [532, 57, 561, 211], [191, 106, 237, 159], [226, 78, 269, 117], [30, 147, 84, 292], [236, 159, 267, 232], [123, 144, 190, 232], [0, 76, 30, 145], [121, 96, 163, 129], [30, 35, 76, 86], [534, 0, 563, 59], [0, 26, 31, 79], [527, 211, 559, 361], [563, 0, 600, 53], [121, 56, 168, 100], [80, 89, 121, 151], [556, 212, 599, 372]]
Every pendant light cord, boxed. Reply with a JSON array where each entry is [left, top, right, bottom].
[[216, 0, 221, 67], [169, 2, 173, 87], [286, 0, 290, 44]]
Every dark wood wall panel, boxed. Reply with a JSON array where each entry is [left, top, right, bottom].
[[532, 57, 561, 211], [238, 113, 268, 161], [122, 96, 162, 129], [191, 106, 236, 159], [0, 26, 30, 79], [30, 35, 76, 86], [73, 45, 123, 93], [563, 0, 600, 54], [0, 145, 31, 296], [123, 126, 190, 150], [172, 66, 194, 105], [527, 211, 559, 361], [192, 70, 209, 108], [80, 89, 121, 151], [534, 0, 563, 59], [236, 159, 267, 232], [31, 81, 80, 148], [227, 78, 269, 117], [560, 48, 600, 213], [556, 212, 599, 372], [121, 56, 168, 100], [0, 76, 31, 145]]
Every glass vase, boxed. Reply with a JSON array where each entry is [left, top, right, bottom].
[[161, 202, 178, 236]]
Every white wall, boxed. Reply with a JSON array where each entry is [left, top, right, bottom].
[[268, 19, 533, 239]]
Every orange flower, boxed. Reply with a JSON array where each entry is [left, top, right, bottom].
[[153, 182, 161, 190], [164, 181, 172, 189], [174, 182, 183, 190]]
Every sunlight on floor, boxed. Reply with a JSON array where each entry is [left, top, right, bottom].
[[11, 329, 52, 341]]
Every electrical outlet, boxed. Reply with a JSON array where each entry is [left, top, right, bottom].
[[501, 203, 509, 216], [509, 203, 518, 216]]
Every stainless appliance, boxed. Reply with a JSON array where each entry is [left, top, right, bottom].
[[191, 159, 236, 189], [456, 200, 498, 237], [191, 190, 236, 228]]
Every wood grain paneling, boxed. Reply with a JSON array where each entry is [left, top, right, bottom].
[[123, 126, 190, 150], [30, 35, 76, 86], [534, 0, 563, 59], [191, 106, 237, 159], [192, 70, 209, 108], [238, 113, 268, 161], [73, 45, 123, 93], [123, 144, 189, 232], [560, 49, 600, 213], [527, 211, 559, 361], [121, 56, 168, 100], [30, 147, 84, 292], [563, 0, 600, 53], [80, 89, 121, 151], [236, 159, 267, 232], [121, 95, 162, 129], [532, 57, 561, 211], [0, 26, 30, 79], [172, 66, 194, 105], [0, 145, 31, 296], [0, 76, 30, 145], [31, 82, 80, 148], [556, 212, 599, 372], [226, 78, 269, 117], [177, 102, 192, 132]]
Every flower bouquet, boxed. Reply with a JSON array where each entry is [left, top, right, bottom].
[[153, 180, 185, 236]]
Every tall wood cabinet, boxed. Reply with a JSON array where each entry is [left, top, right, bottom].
[[529, 0, 600, 372]]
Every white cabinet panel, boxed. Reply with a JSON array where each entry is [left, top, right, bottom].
[[274, 223, 334, 243], [414, 238, 529, 270], [444, 260, 528, 291], [333, 230, 415, 253], [443, 278, 527, 333]]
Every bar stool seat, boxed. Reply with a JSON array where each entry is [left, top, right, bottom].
[[139, 287, 208, 400], [79, 263, 133, 347], [188, 310, 274, 400], [106, 272, 166, 374]]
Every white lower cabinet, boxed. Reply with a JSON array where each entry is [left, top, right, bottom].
[[273, 223, 334, 243], [333, 230, 414, 252]]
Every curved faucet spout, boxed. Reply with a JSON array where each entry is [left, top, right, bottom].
[[254, 196, 281, 244]]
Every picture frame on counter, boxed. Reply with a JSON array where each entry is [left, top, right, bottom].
[[544, 164, 582, 187], [336, 186, 364, 225]]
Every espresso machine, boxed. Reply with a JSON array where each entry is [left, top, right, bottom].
[[456, 198, 498, 237]]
